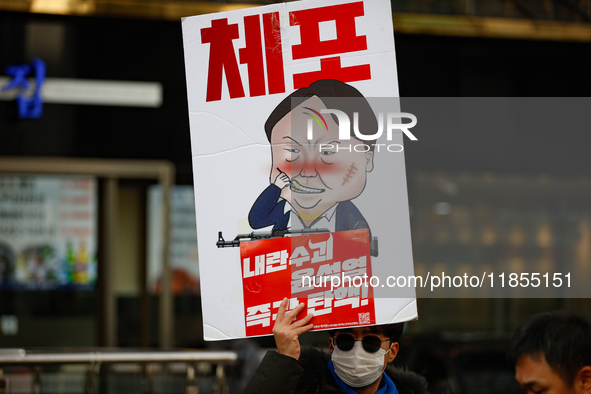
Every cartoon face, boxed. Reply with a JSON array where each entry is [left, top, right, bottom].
[[270, 96, 374, 226]]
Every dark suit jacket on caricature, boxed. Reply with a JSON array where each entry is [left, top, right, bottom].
[[248, 184, 372, 240]]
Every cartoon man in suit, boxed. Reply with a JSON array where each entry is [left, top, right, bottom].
[[248, 80, 378, 251]]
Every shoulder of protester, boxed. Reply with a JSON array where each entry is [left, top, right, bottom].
[[385, 364, 430, 394]]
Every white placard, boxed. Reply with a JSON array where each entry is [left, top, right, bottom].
[[182, 0, 417, 340]]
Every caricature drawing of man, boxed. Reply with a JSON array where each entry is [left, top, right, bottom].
[[248, 79, 379, 249]]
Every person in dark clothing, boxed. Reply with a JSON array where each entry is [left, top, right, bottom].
[[508, 311, 591, 394], [244, 299, 428, 394]]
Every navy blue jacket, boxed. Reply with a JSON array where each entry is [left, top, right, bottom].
[[243, 348, 429, 394], [248, 185, 372, 239]]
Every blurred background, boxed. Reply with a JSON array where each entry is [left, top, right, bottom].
[[1, 0, 591, 392]]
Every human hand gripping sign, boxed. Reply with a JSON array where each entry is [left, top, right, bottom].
[[272, 298, 314, 360]]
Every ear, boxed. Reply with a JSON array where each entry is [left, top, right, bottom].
[[575, 366, 591, 394], [365, 151, 374, 172], [328, 337, 335, 355], [387, 342, 399, 363]]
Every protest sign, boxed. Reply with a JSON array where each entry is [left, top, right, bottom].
[[182, 0, 417, 340]]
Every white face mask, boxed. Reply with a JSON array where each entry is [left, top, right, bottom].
[[331, 339, 391, 388]]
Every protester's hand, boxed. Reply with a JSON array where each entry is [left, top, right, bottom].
[[273, 169, 291, 189], [273, 298, 314, 360]]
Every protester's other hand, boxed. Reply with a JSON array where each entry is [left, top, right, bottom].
[[273, 170, 291, 189], [273, 298, 314, 360]]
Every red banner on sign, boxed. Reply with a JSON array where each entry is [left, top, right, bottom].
[[241, 230, 375, 337]]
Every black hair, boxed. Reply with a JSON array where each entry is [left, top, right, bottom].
[[264, 79, 379, 151], [507, 311, 591, 385], [328, 323, 405, 345]]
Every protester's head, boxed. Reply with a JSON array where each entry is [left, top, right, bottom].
[[508, 311, 591, 394], [265, 80, 378, 225], [327, 323, 404, 388]]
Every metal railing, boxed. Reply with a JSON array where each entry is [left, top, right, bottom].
[[0, 349, 238, 394]]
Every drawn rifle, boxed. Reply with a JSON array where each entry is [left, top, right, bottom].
[[216, 228, 330, 248]]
